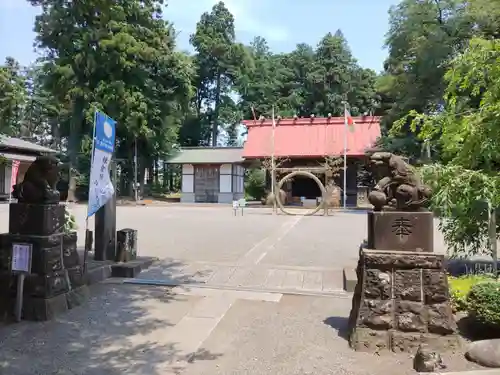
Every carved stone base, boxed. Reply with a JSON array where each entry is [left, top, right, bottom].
[[348, 249, 459, 353], [0, 277, 89, 322], [0, 201, 86, 322], [0, 232, 79, 274], [9, 203, 65, 236], [22, 285, 90, 321], [367, 211, 434, 252]]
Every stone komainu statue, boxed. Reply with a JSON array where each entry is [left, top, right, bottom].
[[12, 155, 61, 204], [264, 189, 287, 206], [367, 152, 431, 211], [324, 180, 341, 208]]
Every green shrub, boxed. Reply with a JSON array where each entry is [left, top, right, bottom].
[[448, 274, 493, 312], [467, 281, 500, 326], [64, 205, 78, 233], [245, 168, 266, 201]]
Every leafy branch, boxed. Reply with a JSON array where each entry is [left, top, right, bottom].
[[260, 156, 289, 171], [395, 38, 500, 257], [420, 163, 500, 256], [321, 155, 343, 178]]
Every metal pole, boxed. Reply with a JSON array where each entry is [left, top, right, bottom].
[[343, 101, 348, 210], [9, 161, 13, 203], [134, 138, 138, 203], [271, 106, 276, 214], [14, 273, 25, 322], [83, 109, 98, 274]]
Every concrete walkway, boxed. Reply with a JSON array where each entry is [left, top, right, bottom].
[[0, 206, 483, 374], [1, 281, 482, 375], [0, 283, 283, 375]]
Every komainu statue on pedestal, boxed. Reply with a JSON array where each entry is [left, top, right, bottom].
[[367, 152, 431, 211], [12, 155, 60, 204]]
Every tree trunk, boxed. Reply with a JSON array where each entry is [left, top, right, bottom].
[[169, 167, 175, 191], [67, 97, 84, 202], [148, 159, 154, 186], [163, 162, 167, 190], [127, 146, 134, 197], [212, 73, 222, 147], [153, 157, 159, 186], [139, 164, 146, 198]]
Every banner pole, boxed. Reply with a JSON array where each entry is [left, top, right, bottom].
[[343, 101, 348, 210], [9, 161, 12, 203], [83, 109, 98, 274]]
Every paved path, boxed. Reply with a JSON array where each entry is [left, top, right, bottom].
[[133, 259, 348, 297], [0, 204, 476, 375], [1, 281, 481, 375]]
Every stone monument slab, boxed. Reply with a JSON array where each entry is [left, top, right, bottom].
[[367, 211, 433, 252], [116, 228, 138, 262]]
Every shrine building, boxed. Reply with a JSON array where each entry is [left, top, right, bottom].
[[166, 115, 381, 205], [241, 115, 381, 206]]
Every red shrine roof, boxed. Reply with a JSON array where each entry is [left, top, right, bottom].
[[242, 116, 381, 159]]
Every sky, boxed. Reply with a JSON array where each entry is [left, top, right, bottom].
[[0, 0, 399, 72]]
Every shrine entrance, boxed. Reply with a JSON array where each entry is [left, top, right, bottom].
[[194, 165, 219, 203], [276, 170, 327, 216]]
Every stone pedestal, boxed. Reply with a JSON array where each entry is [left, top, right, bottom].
[[9, 203, 65, 236], [368, 211, 434, 252], [0, 203, 88, 321], [116, 228, 137, 262], [347, 249, 459, 353], [356, 187, 369, 207]]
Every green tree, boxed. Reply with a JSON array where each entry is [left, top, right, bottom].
[[313, 30, 358, 115], [29, 0, 194, 197], [380, 0, 473, 158], [393, 37, 500, 256], [0, 57, 26, 134], [236, 37, 277, 119], [466, 0, 500, 39], [190, 1, 249, 146], [237, 31, 379, 121], [19, 64, 63, 147]]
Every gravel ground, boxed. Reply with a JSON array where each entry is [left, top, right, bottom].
[[0, 284, 205, 375], [183, 295, 481, 375]]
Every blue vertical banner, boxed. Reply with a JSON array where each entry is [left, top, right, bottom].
[[87, 111, 116, 217]]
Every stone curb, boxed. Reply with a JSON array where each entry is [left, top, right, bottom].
[[114, 278, 352, 299], [111, 257, 158, 278], [85, 263, 113, 286], [343, 268, 357, 292], [85, 257, 158, 286], [421, 370, 500, 374]]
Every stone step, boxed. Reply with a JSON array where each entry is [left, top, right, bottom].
[[111, 277, 352, 298], [421, 370, 500, 375]]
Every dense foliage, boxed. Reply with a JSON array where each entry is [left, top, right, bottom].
[[385, 0, 500, 256], [245, 169, 266, 201], [448, 274, 493, 312], [0, 0, 381, 197], [2, 0, 500, 256], [399, 37, 500, 255], [467, 282, 500, 326]]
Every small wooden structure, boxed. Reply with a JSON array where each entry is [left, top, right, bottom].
[[166, 147, 245, 203]]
